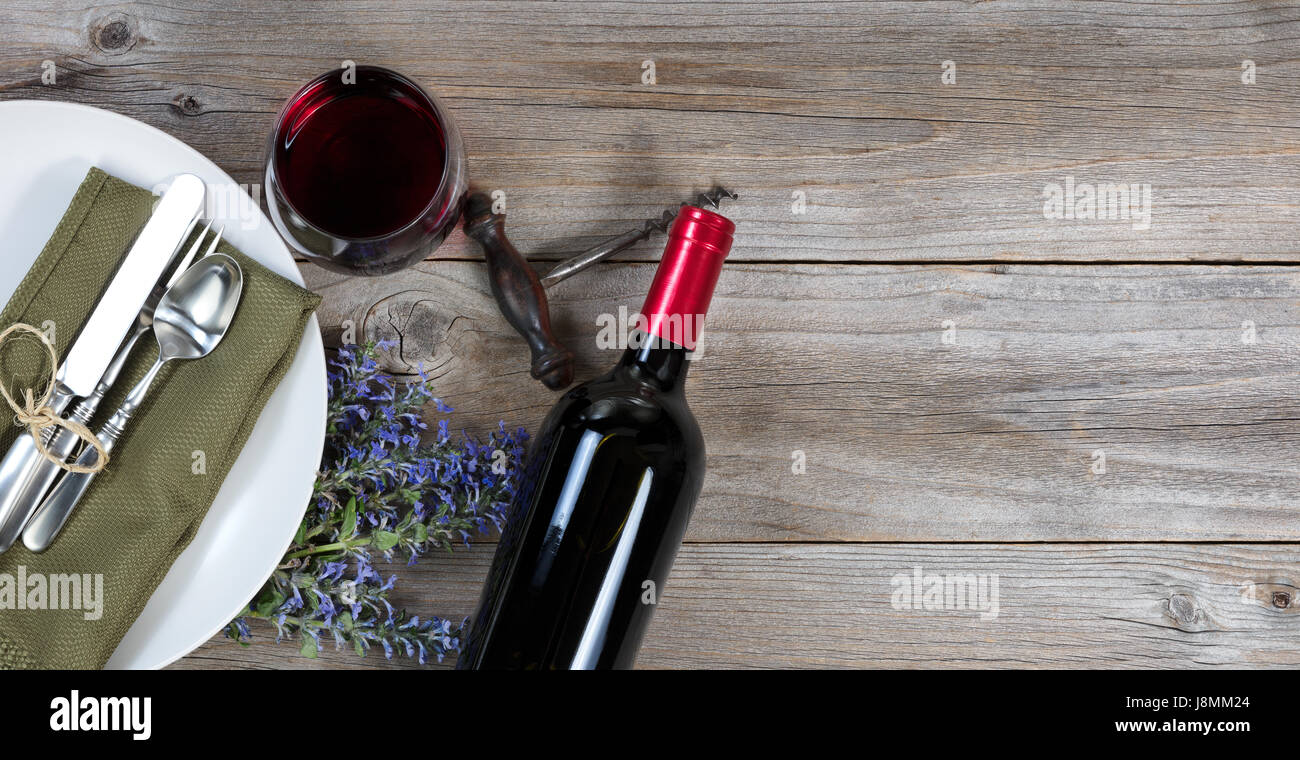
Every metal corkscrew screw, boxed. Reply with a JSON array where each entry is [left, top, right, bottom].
[[541, 187, 737, 287], [462, 187, 738, 390]]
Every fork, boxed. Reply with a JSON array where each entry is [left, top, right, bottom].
[[42, 222, 225, 451]]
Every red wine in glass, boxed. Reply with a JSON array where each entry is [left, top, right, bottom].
[[265, 66, 466, 275]]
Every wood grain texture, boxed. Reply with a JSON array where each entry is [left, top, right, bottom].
[[1, 1, 1297, 262], [303, 261, 1300, 542], [2, 1, 1296, 668], [174, 543, 1300, 669]]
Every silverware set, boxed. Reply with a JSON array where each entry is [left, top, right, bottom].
[[0, 174, 245, 555]]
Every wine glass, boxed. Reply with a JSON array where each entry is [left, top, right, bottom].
[[265, 65, 467, 275]]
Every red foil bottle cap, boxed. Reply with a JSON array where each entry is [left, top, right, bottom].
[[640, 206, 734, 351]]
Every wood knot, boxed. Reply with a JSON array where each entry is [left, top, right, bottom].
[[90, 12, 137, 55], [173, 93, 202, 117], [361, 290, 483, 376], [1240, 581, 1298, 612], [1166, 593, 1200, 626]]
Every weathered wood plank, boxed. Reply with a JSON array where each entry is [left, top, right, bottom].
[[6, 1, 1294, 671], [174, 543, 1300, 669], [303, 261, 1300, 542], [1, 1, 1296, 262]]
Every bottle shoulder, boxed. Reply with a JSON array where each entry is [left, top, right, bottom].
[[542, 369, 705, 457]]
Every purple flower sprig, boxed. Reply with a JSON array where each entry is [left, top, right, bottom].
[[225, 341, 527, 664]]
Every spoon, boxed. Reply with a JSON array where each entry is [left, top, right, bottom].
[[22, 254, 243, 553]]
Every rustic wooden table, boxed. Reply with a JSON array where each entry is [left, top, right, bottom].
[[4, 1, 1297, 669]]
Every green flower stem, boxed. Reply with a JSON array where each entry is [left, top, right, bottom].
[[284, 537, 371, 560]]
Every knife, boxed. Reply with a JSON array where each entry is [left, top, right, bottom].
[[0, 174, 205, 553]]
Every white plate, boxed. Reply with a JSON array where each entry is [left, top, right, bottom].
[[0, 100, 326, 669]]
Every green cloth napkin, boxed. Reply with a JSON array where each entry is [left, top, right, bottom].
[[0, 168, 320, 669]]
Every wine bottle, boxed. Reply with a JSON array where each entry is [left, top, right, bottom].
[[457, 205, 734, 670]]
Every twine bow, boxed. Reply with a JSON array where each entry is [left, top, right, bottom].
[[0, 323, 108, 474]]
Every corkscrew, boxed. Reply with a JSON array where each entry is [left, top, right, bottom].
[[462, 187, 738, 390], [539, 188, 738, 287]]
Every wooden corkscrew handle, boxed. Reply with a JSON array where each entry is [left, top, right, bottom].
[[462, 191, 575, 390]]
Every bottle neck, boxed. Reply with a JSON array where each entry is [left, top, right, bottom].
[[618, 336, 691, 391], [619, 205, 732, 392], [628, 205, 733, 390]]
